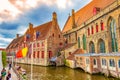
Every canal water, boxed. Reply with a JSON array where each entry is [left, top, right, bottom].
[[19, 64, 118, 80]]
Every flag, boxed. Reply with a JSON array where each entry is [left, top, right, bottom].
[[16, 50, 22, 58], [16, 47, 28, 58], [22, 47, 28, 57], [27, 44, 32, 57]]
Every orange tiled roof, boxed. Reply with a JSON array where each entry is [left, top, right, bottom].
[[62, 0, 115, 33], [7, 21, 53, 49], [34, 21, 52, 40], [6, 36, 23, 49], [67, 49, 85, 60], [25, 21, 52, 42]]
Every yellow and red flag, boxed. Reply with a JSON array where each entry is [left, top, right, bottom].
[[16, 47, 28, 58]]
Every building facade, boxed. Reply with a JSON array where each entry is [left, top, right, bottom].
[[62, 0, 120, 53], [6, 12, 64, 66]]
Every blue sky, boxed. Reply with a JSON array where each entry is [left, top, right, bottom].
[[0, 0, 91, 48]]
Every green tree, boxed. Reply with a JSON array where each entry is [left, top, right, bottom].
[[2, 51, 7, 68]]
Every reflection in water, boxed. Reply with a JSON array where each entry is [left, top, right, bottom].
[[19, 64, 115, 80]]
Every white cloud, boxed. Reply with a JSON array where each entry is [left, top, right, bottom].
[[0, 25, 27, 48], [0, 0, 74, 23], [0, 36, 13, 43]]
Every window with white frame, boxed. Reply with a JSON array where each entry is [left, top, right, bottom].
[[109, 59, 115, 67], [86, 58, 89, 64], [102, 58, 106, 66]]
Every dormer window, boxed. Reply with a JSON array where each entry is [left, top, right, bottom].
[[36, 31, 40, 39], [26, 34, 30, 40], [93, 7, 100, 15]]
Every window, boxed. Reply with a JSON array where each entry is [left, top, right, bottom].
[[69, 52, 71, 55], [29, 54, 31, 58], [86, 59, 89, 64], [94, 59, 96, 65], [109, 59, 115, 67], [41, 51, 44, 58], [102, 59, 106, 66], [37, 43, 39, 47], [101, 21, 104, 31], [33, 43, 36, 48], [42, 42, 44, 47], [33, 51, 36, 58], [36, 31, 40, 39], [52, 33, 54, 37], [83, 35, 86, 50], [88, 28, 90, 36], [96, 24, 98, 32], [118, 60, 120, 68], [59, 42, 62, 46], [37, 51, 39, 58], [59, 34, 60, 38], [91, 26, 94, 34], [49, 51, 52, 58]]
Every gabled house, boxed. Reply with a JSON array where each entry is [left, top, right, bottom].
[[6, 12, 65, 66]]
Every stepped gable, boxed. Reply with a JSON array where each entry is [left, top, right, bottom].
[[62, 0, 115, 33], [34, 21, 52, 40], [25, 21, 52, 42], [67, 49, 85, 60]]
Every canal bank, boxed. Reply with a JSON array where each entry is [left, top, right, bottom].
[[18, 64, 119, 80]]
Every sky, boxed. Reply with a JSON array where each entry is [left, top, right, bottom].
[[0, 0, 92, 48]]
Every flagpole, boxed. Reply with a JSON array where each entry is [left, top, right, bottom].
[[31, 42, 33, 80]]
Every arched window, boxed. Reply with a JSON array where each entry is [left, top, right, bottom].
[[96, 23, 98, 32], [110, 19, 118, 52], [101, 20, 104, 31], [94, 59, 96, 65], [89, 41, 95, 53], [97, 39, 106, 53], [83, 35, 86, 50]]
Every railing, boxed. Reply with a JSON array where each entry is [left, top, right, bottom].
[[12, 66, 28, 80]]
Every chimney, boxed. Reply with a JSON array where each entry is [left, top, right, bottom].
[[52, 12, 57, 26], [16, 34, 19, 38], [72, 9, 76, 28], [29, 23, 33, 32]]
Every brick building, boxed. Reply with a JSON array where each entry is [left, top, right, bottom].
[[6, 12, 64, 66], [62, 0, 120, 53]]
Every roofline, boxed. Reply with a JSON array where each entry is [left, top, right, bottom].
[[62, 16, 71, 32]]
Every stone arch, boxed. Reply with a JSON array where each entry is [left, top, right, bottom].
[[97, 38, 106, 53], [107, 16, 118, 52], [89, 41, 95, 53]]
